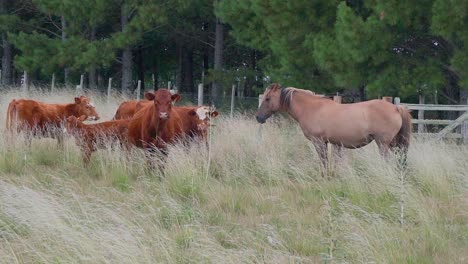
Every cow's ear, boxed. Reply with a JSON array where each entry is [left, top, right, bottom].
[[211, 111, 219, 118], [74, 97, 81, 104], [188, 110, 197, 116], [171, 94, 181, 103], [145, 92, 155, 101]]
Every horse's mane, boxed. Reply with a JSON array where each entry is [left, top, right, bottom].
[[278, 86, 321, 109]]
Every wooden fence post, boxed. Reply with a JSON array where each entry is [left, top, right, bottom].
[[22, 71, 28, 95], [394, 97, 401, 105], [79, 74, 84, 91], [152, 73, 155, 89], [462, 97, 468, 144], [51, 73, 56, 92], [107, 78, 112, 103], [230, 84, 236, 118], [418, 94, 425, 133], [383, 96, 393, 103], [198, 83, 204, 106], [167, 81, 171, 90], [257, 94, 263, 142], [136, 80, 141, 100]]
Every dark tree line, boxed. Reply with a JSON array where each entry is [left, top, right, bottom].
[[1, 0, 467, 104]]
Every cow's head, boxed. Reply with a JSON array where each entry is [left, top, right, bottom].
[[64, 115, 86, 134], [145, 89, 181, 120], [74, 96, 100, 121], [188, 106, 219, 134]]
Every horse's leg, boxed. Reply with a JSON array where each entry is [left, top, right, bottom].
[[331, 144, 344, 164], [376, 140, 390, 160], [312, 140, 328, 177], [389, 142, 409, 171]]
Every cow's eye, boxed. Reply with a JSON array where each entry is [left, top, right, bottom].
[[265, 98, 270, 102]]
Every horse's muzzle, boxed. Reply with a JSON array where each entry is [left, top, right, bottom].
[[256, 115, 266, 124]]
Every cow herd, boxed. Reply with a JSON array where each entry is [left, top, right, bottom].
[[5, 88, 219, 167]]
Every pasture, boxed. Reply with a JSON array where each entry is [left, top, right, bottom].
[[0, 88, 467, 263]]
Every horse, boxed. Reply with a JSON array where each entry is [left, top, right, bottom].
[[255, 83, 412, 173]]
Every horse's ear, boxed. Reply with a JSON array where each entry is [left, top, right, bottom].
[[270, 83, 281, 91]]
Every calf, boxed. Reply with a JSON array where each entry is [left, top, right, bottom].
[[6, 96, 100, 146], [65, 116, 130, 164], [173, 106, 220, 142]]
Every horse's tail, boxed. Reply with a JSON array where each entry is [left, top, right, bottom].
[[6, 99, 17, 131], [393, 105, 412, 169], [395, 106, 412, 150]]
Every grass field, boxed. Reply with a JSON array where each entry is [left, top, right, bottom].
[[0, 88, 467, 263]]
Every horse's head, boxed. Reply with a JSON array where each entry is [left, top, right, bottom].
[[255, 83, 282, 124], [74, 96, 100, 121], [145, 89, 181, 120]]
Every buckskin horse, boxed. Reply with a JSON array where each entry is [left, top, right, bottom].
[[255, 84, 412, 173]]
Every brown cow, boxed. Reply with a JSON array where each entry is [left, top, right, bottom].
[[65, 116, 129, 164], [174, 106, 220, 142], [127, 89, 181, 151], [142, 105, 220, 155], [6, 96, 100, 146], [112, 100, 152, 120]]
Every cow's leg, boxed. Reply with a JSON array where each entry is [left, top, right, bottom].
[[312, 139, 328, 177], [144, 150, 165, 178], [57, 133, 64, 149], [25, 132, 32, 149], [82, 147, 92, 166]]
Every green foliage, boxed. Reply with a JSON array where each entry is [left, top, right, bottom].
[[217, 0, 339, 92], [2, 0, 468, 99]]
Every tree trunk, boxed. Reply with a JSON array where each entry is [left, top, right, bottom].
[[175, 44, 183, 91], [136, 45, 145, 92], [61, 16, 69, 85], [1, 0, 12, 86], [88, 27, 97, 89], [244, 50, 257, 97], [183, 48, 194, 93], [153, 59, 159, 89], [211, 18, 224, 105], [121, 4, 132, 96], [359, 85, 366, 102], [1, 33, 12, 86]]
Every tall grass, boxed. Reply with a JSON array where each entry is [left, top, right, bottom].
[[0, 88, 467, 263]]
